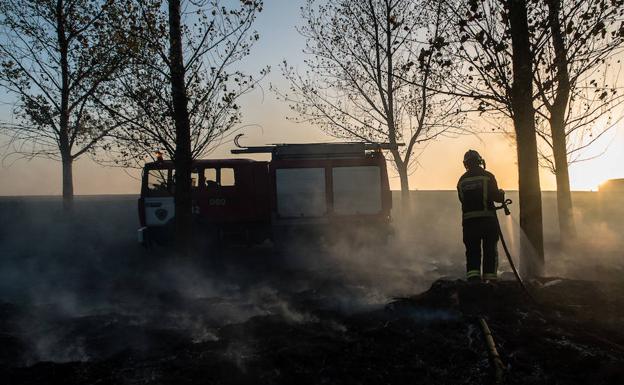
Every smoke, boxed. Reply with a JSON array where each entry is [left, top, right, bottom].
[[0, 196, 367, 364], [543, 201, 624, 281], [0, 191, 621, 366]]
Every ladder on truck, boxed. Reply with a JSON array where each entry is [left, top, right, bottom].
[[231, 139, 401, 160]]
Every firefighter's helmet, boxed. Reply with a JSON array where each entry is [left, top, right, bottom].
[[463, 149, 485, 168]]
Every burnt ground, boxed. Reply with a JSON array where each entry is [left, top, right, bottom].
[[1, 196, 624, 384], [1, 278, 624, 385]]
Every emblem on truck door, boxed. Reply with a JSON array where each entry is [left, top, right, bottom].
[[155, 208, 168, 221]]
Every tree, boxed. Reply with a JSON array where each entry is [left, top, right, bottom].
[[533, 0, 624, 241], [108, 0, 265, 165], [107, 0, 264, 251], [168, 0, 194, 252], [508, 0, 544, 277], [277, 0, 465, 205], [0, 0, 132, 210], [435, 0, 545, 275], [439, 0, 624, 246], [437, 0, 624, 246]]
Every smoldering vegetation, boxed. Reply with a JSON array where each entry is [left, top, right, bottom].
[[0, 192, 623, 384]]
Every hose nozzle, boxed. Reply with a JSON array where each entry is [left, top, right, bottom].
[[497, 199, 513, 216]]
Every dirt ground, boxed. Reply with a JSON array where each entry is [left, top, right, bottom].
[[1, 195, 623, 384]]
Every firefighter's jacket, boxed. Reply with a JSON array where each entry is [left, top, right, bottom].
[[457, 167, 505, 221]]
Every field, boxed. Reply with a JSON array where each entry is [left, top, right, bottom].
[[0, 192, 623, 384]]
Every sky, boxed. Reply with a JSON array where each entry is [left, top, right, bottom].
[[0, 0, 623, 196]]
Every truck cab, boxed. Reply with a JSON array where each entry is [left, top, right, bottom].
[[138, 159, 271, 244]]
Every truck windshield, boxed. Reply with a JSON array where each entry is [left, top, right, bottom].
[[147, 169, 170, 194], [145, 166, 237, 194]]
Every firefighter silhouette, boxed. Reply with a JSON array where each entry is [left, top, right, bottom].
[[457, 150, 505, 282]]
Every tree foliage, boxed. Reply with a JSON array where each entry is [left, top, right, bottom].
[[438, 0, 624, 168], [0, 0, 133, 163], [533, 0, 624, 172], [438, 0, 624, 242], [108, 0, 266, 166]]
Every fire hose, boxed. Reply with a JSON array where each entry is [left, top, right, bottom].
[[475, 199, 534, 383], [494, 199, 535, 302], [481, 201, 624, 382]]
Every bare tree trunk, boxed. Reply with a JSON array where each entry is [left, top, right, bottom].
[[551, 118, 576, 241], [509, 0, 545, 277], [59, 129, 73, 211], [61, 155, 74, 210], [390, 148, 410, 209], [59, 115, 73, 212], [168, 0, 193, 256], [397, 164, 410, 208], [547, 0, 576, 242], [383, 5, 409, 210], [57, 0, 73, 212]]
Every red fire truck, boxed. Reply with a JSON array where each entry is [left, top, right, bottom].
[[137, 142, 394, 246]]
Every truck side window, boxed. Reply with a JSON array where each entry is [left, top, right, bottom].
[[220, 168, 236, 187], [147, 169, 169, 192], [205, 168, 218, 188], [191, 169, 201, 189]]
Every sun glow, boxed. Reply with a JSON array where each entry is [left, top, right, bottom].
[[567, 126, 624, 191]]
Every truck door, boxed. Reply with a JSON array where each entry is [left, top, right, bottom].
[[198, 166, 244, 224], [143, 167, 175, 227], [141, 166, 203, 227]]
